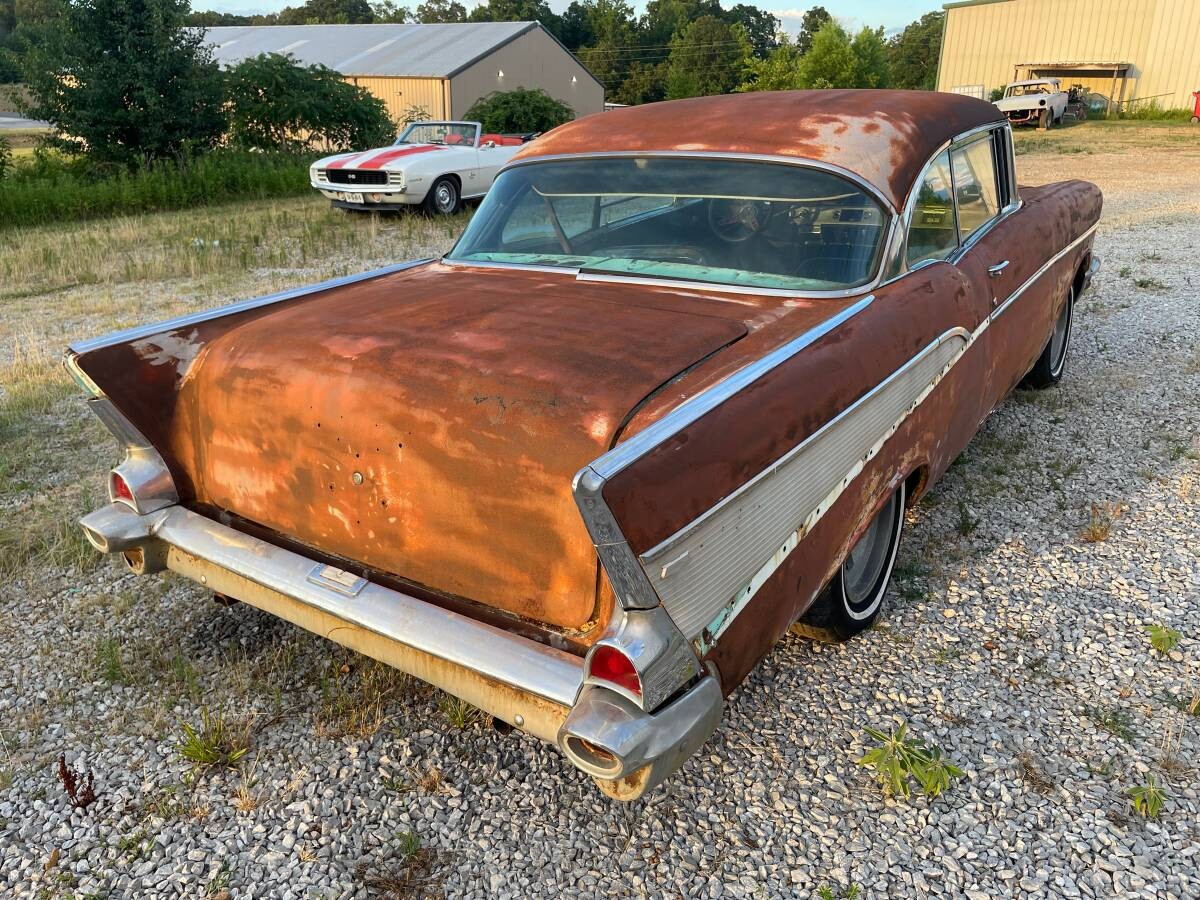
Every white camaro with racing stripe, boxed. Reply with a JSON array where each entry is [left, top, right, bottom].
[[310, 121, 534, 215]]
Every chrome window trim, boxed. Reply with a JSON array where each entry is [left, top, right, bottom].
[[68, 259, 433, 356], [451, 150, 900, 299], [499, 150, 899, 216], [892, 120, 1018, 279]]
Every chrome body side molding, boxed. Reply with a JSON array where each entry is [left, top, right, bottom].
[[570, 296, 875, 615], [642, 327, 971, 640]]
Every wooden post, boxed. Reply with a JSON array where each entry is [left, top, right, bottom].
[[1107, 66, 1118, 117]]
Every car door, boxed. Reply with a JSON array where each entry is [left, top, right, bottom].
[[946, 127, 1053, 408], [901, 147, 995, 447]]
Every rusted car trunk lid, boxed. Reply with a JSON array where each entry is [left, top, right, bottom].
[[83, 265, 749, 631]]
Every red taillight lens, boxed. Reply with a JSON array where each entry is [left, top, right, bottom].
[[588, 645, 641, 698], [110, 472, 134, 505]]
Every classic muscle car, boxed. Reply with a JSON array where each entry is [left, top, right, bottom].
[[69, 91, 1101, 801], [310, 120, 533, 215]]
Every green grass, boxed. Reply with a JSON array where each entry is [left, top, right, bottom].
[[175, 707, 251, 769], [0, 149, 312, 230]]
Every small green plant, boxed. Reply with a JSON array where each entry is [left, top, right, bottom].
[[1127, 774, 1167, 818], [1080, 500, 1125, 542], [955, 499, 979, 537], [175, 708, 250, 769], [857, 721, 965, 799], [817, 884, 861, 900], [94, 638, 126, 684], [1085, 705, 1137, 742], [1133, 276, 1167, 291], [1118, 265, 1132, 278], [0, 135, 11, 180], [1146, 624, 1182, 655], [439, 694, 484, 730]]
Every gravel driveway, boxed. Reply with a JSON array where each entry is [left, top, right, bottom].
[[1, 129, 1198, 899]]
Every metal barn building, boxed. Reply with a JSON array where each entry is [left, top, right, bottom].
[[936, 0, 1200, 111], [204, 22, 604, 122]]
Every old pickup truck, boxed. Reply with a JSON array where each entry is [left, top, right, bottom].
[[70, 90, 1101, 801]]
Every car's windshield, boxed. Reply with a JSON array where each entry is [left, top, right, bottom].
[[397, 122, 476, 146], [1007, 84, 1051, 96], [446, 157, 889, 292]]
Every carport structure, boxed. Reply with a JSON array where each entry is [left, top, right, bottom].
[[1014, 61, 1133, 114]]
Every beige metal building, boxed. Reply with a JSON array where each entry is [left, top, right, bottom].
[[937, 0, 1200, 111], [205, 22, 604, 123]]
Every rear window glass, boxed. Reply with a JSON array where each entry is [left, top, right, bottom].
[[448, 157, 889, 292]]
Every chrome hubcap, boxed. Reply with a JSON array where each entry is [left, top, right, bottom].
[[435, 184, 455, 213], [842, 492, 899, 616]]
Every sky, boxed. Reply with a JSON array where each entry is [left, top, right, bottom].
[[192, 0, 944, 34]]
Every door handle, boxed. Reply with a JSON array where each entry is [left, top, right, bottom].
[[988, 260, 1010, 278]]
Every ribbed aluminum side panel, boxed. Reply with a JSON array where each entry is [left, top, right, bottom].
[[641, 331, 968, 639]]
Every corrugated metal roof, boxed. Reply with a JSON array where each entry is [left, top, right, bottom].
[[203, 22, 537, 78]]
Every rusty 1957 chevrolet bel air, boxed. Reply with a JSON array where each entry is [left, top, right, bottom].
[[68, 90, 1101, 800]]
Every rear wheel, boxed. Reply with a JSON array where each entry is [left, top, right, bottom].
[[794, 484, 905, 642], [422, 176, 460, 215], [1022, 285, 1074, 389]]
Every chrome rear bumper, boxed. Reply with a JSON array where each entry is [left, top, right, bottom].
[[79, 502, 722, 799]]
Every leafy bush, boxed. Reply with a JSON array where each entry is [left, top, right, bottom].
[[465, 88, 574, 134], [858, 721, 965, 799], [1128, 774, 1167, 818], [1146, 624, 1182, 655], [1113, 101, 1194, 121], [225, 53, 394, 152], [0, 150, 310, 230], [0, 135, 11, 180]]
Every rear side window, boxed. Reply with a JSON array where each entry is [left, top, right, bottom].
[[905, 150, 957, 267], [952, 139, 999, 241]]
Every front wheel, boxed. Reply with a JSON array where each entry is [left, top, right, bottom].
[[422, 176, 460, 215], [795, 483, 905, 641], [1023, 285, 1074, 389]]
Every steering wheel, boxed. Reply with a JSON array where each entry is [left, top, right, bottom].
[[708, 199, 769, 243]]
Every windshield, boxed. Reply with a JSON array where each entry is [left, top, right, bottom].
[[446, 157, 888, 292], [1007, 84, 1052, 96], [397, 122, 477, 146]]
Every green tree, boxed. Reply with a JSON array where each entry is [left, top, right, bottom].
[[468, 0, 562, 38], [850, 26, 890, 88], [642, 0, 721, 48], [277, 0, 374, 24], [413, 0, 463, 21], [464, 87, 574, 132], [796, 5, 831, 55], [665, 15, 750, 99], [372, 0, 412, 21], [794, 19, 855, 89], [225, 53, 393, 151], [559, 1, 595, 49], [612, 60, 666, 105], [21, 0, 226, 167], [724, 3, 778, 59], [576, 0, 637, 99], [887, 10, 943, 90], [739, 32, 801, 92]]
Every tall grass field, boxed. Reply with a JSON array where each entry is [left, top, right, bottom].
[[0, 149, 312, 230]]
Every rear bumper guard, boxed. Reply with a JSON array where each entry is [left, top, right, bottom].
[[79, 502, 722, 799]]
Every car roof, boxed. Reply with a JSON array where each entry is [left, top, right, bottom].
[[509, 90, 1006, 212]]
